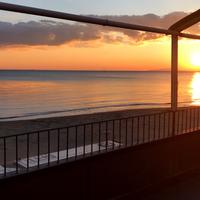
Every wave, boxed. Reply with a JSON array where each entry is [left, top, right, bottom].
[[0, 102, 171, 121]]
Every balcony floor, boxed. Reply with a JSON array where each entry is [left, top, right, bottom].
[[140, 170, 200, 200]]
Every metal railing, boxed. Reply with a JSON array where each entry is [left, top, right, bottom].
[[0, 107, 200, 178]]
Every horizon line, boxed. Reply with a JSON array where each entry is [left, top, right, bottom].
[[0, 69, 199, 73]]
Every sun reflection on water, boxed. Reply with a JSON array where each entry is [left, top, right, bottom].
[[191, 72, 200, 106]]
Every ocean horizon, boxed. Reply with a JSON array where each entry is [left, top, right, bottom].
[[0, 70, 199, 121]]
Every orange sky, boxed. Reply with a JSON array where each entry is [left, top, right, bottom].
[[0, 36, 199, 71]]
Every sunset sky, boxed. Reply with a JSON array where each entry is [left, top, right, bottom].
[[0, 0, 200, 71]]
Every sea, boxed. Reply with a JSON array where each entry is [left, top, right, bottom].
[[0, 70, 199, 121]]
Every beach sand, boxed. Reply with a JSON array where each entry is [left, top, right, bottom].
[[0, 108, 169, 137]]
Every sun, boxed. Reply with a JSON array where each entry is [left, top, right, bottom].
[[191, 53, 200, 67]]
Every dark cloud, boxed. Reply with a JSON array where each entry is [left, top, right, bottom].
[[0, 20, 100, 46], [0, 11, 198, 47]]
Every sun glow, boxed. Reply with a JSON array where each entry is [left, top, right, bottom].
[[191, 72, 200, 106], [191, 53, 200, 67]]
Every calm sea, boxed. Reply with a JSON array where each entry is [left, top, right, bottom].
[[0, 70, 199, 121]]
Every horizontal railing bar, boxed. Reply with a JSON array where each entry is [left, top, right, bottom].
[[0, 3, 199, 40], [179, 33, 200, 40], [0, 2, 173, 35]]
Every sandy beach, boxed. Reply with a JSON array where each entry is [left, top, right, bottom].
[[0, 108, 169, 137]]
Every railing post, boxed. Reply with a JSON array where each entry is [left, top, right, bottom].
[[171, 34, 178, 136]]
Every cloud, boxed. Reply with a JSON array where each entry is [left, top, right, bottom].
[[0, 20, 100, 46], [0, 11, 198, 47]]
